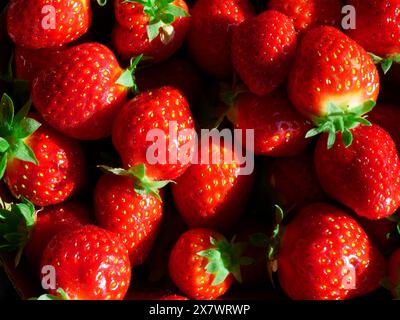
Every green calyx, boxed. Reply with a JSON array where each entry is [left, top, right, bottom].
[[30, 288, 70, 300], [0, 197, 36, 267], [123, 0, 189, 42], [98, 164, 173, 201], [0, 94, 41, 179], [305, 100, 376, 149], [116, 54, 143, 93], [197, 236, 253, 286], [369, 52, 400, 75]]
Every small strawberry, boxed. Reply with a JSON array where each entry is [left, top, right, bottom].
[[7, 0, 91, 49], [315, 124, 400, 220], [347, 0, 400, 74], [288, 26, 380, 148], [168, 228, 252, 300], [268, 0, 342, 33], [112, 0, 190, 63], [387, 248, 400, 298], [94, 167, 164, 266], [32, 43, 140, 140], [40, 225, 131, 300], [0, 94, 85, 206], [277, 203, 386, 300], [187, 0, 255, 78], [231, 10, 297, 96], [112, 86, 196, 181], [171, 140, 254, 231], [368, 104, 400, 149]]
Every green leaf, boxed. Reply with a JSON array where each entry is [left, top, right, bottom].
[[305, 127, 322, 139], [13, 98, 32, 124], [369, 52, 383, 64], [0, 154, 7, 179], [0, 138, 9, 153], [205, 261, 219, 274], [0, 94, 14, 126], [14, 118, 41, 139], [12, 141, 39, 165], [197, 249, 220, 259], [116, 69, 135, 88], [382, 59, 394, 74], [32, 288, 70, 300], [342, 129, 353, 148], [164, 4, 189, 17], [147, 20, 164, 41], [212, 267, 230, 286]]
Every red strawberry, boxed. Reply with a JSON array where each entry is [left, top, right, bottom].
[[231, 10, 297, 96], [40, 225, 131, 300], [168, 228, 251, 300], [347, 0, 400, 74], [94, 169, 163, 266], [112, 0, 190, 63], [32, 42, 138, 140], [277, 203, 386, 300], [315, 124, 400, 220], [171, 140, 254, 231], [25, 202, 90, 271], [266, 153, 325, 211], [268, 0, 342, 33], [368, 104, 400, 149], [226, 88, 312, 156], [7, 0, 91, 49], [112, 86, 196, 181], [0, 95, 85, 206], [187, 0, 255, 78], [288, 26, 380, 148], [387, 248, 400, 298]]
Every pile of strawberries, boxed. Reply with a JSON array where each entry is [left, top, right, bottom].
[[0, 0, 400, 301]]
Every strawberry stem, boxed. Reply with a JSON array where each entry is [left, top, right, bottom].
[[116, 54, 143, 93]]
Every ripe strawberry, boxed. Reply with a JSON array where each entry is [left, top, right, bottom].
[[187, 0, 255, 78], [32, 43, 138, 140], [112, 86, 196, 181], [7, 0, 91, 49], [171, 141, 254, 231], [0, 94, 85, 206], [347, 0, 400, 74], [112, 0, 190, 63], [40, 225, 131, 300], [231, 10, 297, 96], [226, 88, 312, 156], [315, 124, 400, 220], [368, 104, 400, 149], [288, 26, 380, 148], [94, 169, 163, 266], [387, 248, 400, 298], [168, 228, 251, 300], [277, 203, 386, 300], [268, 0, 342, 33], [266, 153, 325, 211]]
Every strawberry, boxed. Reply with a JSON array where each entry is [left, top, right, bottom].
[[0, 94, 85, 206], [112, 86, 196, 181], [387, 248, 400, 298], [314, 124, 400, 220], [347, 0, 400, 74], [187, 0, 255, 78], [112, 0, 190, 63], [7, 0, 91, 49], [268, 0, 342, 33], [231, 10, 297, 96], [94, 169, 164, 266], [32, 42, 139, 140], [266, 153, 325, 211], [226, 88, 312, 156], [168, 228, 252, 300], [171, 140, 254, 231], [40, 225, 131, 300], [288, 26, 380, 148], [277, 203, 386, 300], [368, 104, 400, 149]]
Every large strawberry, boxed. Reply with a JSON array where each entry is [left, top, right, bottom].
[[277, 203, 386, 300], [94, 168, 163, 266], [288, 26, 380, 148], [231, 10, 297, 96], [7, 0, 91, 49], [171, 140, 254, 231], [0, 94, 85, 206], [40, 225, 131, 300], [112, 0, 190, 63], [187, 0, 255, 78], [347, 0, 400, 74], [387, 248, 400, 298], [268, 0, 342, 33], [168, 228, 252, 300], [32, 42, 139, 140], [314, 124, 400, 220], [112, 86, 196, 181]]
